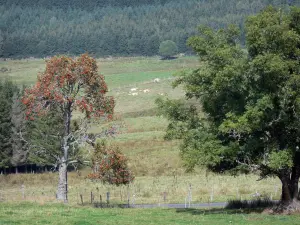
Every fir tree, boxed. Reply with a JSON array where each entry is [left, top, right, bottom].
[[10, 91, 28, 172], [0, 81, 17, 168]]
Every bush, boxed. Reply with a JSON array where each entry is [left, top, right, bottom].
[[87, 140, 134, 186], [159, 40, 178, 59]]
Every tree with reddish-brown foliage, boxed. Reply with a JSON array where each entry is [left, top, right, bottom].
[[22, 54, 114, 202], [87, 140, 134, 186]]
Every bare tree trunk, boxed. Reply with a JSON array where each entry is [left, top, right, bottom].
[[56, 104, 71, 203], [291, 166, 300, 200], [57, 158, 67, 201], [276, 167, 300, 212], [280, 176, 292, 204]]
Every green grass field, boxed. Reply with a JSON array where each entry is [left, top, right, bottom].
[[0, 203, 299, 225], [0, 56, 291, 223]]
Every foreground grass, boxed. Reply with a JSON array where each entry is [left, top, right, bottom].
[[0, 202, 299, 225]]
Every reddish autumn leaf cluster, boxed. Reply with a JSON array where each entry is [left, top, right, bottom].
[[88, 141, 134, 186], [22, 54, 114, 119]]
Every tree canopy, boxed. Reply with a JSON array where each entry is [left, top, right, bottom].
[[1, 0, 299, 58], [88, 140, 134, 186], [159, 40, 178, 59], [158, 6, 300, 211], [22, 54, 114, 202]]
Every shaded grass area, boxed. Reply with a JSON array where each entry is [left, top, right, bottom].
[[0, 202, 299, 225], [225, 198, 277, 210]]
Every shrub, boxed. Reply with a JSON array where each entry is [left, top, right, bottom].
[[87, 140, 134, 186], [159, 40, 178, 59]]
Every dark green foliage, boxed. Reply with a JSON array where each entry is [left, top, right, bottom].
[[0, 81, 65, 170], [25, 107, 84, 168], [159, 40, 178, 59], [158, 6, 300, 203], [10, 90, 28, 168], [0, 81, 18, 167], [1, 0, 299, 58], [1, 0, 174, 10], [0, 31, 3, 58], [26, 107, 64, 167], [156, 97, 201, 140]]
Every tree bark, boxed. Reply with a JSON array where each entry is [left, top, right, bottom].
[[290, 166, 300, 199], [56, 104, 71, 203], [57, 158, 67, 201], [280, 175, 292, 203], [277, 167, 300, 212]]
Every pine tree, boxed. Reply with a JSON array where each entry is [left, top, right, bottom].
[[0, 30, 3, 58], [0, 81, 16, 168], [10, 91, 28, 172], [26, 106, 63, 167]]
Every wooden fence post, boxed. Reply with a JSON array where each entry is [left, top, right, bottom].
[[127, 186, 130, 208], [100, 195, 103, 208], [80, 194, 83, 205], [106, 192, 110, 207]]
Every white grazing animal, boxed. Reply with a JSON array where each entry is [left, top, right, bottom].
[[130, 88, 138, 92], [153, 78, 160, 83], [143, 89, 150, 93]]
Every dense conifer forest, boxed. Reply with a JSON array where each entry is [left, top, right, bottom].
[[0, 0, 298, 58]]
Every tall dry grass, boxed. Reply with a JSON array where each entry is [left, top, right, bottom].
[[0, 171, 281, 205]]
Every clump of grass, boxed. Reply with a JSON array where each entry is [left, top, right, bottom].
[[0, 66, 10, 73], [142, 191, 152, 198], [121, 108, 158, 118], [238, 186, 252, 195]]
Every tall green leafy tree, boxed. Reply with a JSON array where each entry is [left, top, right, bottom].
[[159, 40, 178, 59], [22, 54, 114, 203], [158, 6, 300, 211]]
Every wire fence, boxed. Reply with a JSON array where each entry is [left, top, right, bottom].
[[0, 182, 279, 209], [0, 183, 205, 208]]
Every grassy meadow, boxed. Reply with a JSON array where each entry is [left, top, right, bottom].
[[0, 56, 288, 223], [1, 202, 300, 225]]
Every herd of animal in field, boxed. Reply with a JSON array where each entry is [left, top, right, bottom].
[[127, 78, 166, 96]]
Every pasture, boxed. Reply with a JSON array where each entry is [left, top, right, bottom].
[[0, 56, 287, 223], [1, 203, 300, 225]]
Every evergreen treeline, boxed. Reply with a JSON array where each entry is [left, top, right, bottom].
[[0, 0, 174, 10], [0, 0, 298, 58], [0, 80, 64, 173], [0, 81, 27, 171]]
